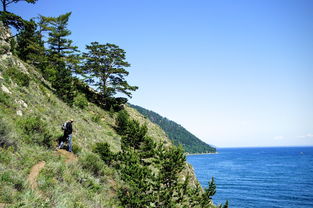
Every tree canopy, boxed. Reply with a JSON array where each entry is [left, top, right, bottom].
[[1, 0, 37, 12], [40, 12, 79, 104], [81, 41, 138, 98]]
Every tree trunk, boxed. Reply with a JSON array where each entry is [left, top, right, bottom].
[[2, 0, 7, 12]]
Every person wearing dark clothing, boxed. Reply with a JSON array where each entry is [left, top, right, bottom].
[[58, 119, 74, 152], [65, 121, 73, 135]]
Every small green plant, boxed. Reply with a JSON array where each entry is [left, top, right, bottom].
[[115, 110, 130, 135], [79, 152, 106, 176], [0, 44, 10, 55], [18, 115, 46, 135], [0, 148, 13, 165], [0, 90, 12, 107], [3, 67, 30, 87], [38, 163, 64, 192], [93, 142, 115, 166], [91, 114, 101, 123], [200, 177, 217, 207], [73, 93, 88, 109], [17, 115, 54, 148], [0, 170, 24, 203], [72, 143, 82, 155], [0, 118, 15, 149]]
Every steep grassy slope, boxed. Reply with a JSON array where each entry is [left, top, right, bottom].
[[0, 58, 180, 206], [0, 57, 186, 207], [0, 55, 135, 206], [0, 53, 219, 207], [129, 104, 216, 154], [0, 23, 222, 208]]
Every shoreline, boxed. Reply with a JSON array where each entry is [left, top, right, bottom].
[[187, 152, 219, 156]]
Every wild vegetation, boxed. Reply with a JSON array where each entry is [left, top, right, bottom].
[[130, 104, 216, 154], [0, 1, 227, 207]]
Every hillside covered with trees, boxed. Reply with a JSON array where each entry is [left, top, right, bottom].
[[0, 1, 227, 207], [130, 104, 216, 154]]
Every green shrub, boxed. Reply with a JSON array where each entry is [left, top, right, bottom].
[[93, 142, 115, 165], [3, 67, 30, 87], [0, 185, 15, 203], [121, 120, 147, 150], [0, 118, 15, 149], [91, 114, 100, 123], [38, 163, 65, 192], [73, 94, 88, 109], [115, 110, 130, 135], [0, 90, 12, 107], [0, 170, 25, 203], [18, 115, 46, 135], [72, 143, 82, 155], [79, 153, 106, 177], [78, 175, 102, 193], [18, 115, 54, 148], [41, 132, 54, 148], [0, 44, 10, 55], [0, 148, 13, 164]]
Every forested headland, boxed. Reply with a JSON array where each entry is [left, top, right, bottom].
[[130, 104, 216, 154]]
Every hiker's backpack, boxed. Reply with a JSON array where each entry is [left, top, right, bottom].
[[61, 122, 67, 130]]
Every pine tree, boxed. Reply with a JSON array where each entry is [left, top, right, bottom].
[[121, 120, 147, 150], [16, 19, 46, 67], [81, 42, 138, 100], [113, 112, 229, 207], [43, 12, 80, 104], [116, 110, 130, 135], [0, 11, 28, 31], [93, 142, 115, 166], [207, 177, 216, 199], [117, 149, 155, 208], [154, 144, 186, 208], [222, 200, 229, 208], [200, 177, 216, 207]]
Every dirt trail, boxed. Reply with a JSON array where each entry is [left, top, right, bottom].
[[56, 149, 77, 163], [27, 161, 46, 190], [26, 150, 76, 192], [0, 203, 8, 208]]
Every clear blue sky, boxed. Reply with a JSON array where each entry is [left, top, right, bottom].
[[10, 0, 313, 147]]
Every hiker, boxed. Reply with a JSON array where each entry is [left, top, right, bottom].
[[58, 119, 74, 152]]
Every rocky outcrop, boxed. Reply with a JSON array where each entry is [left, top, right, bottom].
[[0, 21, 11, 55]]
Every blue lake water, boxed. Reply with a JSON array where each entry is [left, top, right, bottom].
[[187, 147, 313, 208]]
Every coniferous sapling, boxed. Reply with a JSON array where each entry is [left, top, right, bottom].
[[200, 177, 216, 207]]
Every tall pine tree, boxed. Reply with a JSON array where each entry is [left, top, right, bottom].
[[16, 19, 46, 67], [43, 12, 80, 104], [81, 42, 138, 101]]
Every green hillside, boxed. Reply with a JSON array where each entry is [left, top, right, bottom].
[[0, 21, 227, 207], [129, 104, 216, 154]]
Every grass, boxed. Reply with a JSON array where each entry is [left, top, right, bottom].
[[0, 53, 223, 208], [3, 66, 30, 87], [0, 55, 175, 207]]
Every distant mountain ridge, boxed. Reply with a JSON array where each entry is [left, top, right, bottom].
[[129, 104, 216, 154]]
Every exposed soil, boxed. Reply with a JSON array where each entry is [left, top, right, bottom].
[[0, 203, 7, 208], [56, 149, 77, 163], [27, 161, 46, 190], [26, 150, 76, 193]]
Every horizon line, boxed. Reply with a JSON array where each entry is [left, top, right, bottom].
[[216, 145, 313, 149]]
